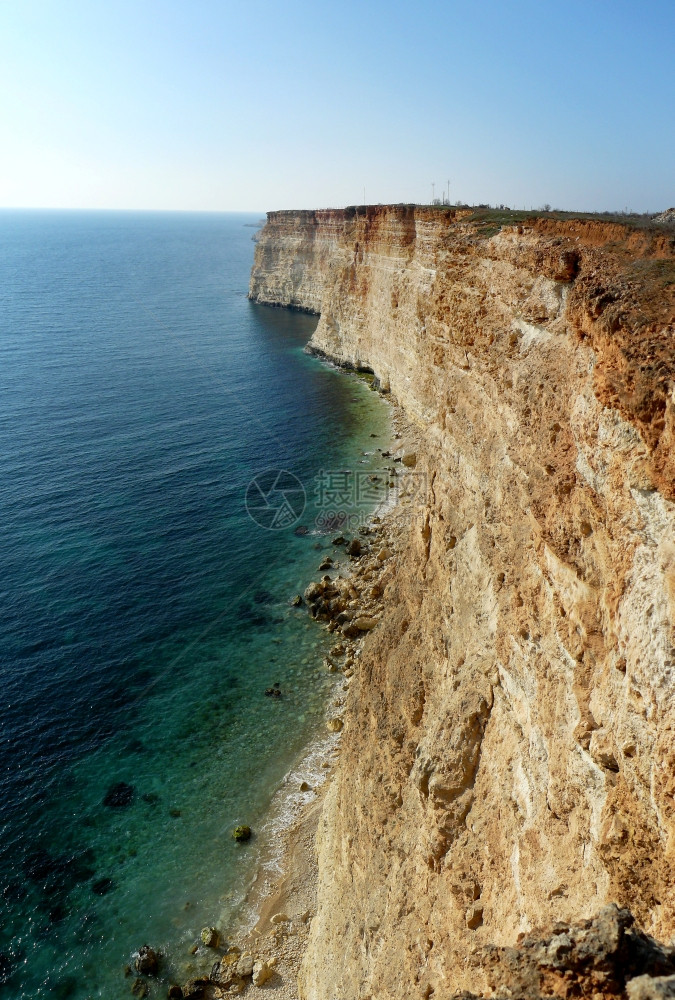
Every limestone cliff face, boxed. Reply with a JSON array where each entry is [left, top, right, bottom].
[[250, 207, 675, 999]]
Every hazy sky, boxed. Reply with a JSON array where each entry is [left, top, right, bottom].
[[0, 0, 673, 213]]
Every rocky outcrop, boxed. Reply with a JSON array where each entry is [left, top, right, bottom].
[[248, 210, 345, 314], [459, 904, 675, 999], [250, 206, 675, 999]]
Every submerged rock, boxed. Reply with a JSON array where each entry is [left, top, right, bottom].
[[49, 901, 68, 923], [103, 782, 135, 808], [0, 953, 14, 986], [2, 880, 27, 903], [253, 589, 274, 605], [92, 877, 115, 896]]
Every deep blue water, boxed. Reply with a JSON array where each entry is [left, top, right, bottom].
[[0, 211, 390, 998]]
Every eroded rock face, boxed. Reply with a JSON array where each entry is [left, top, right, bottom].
[[458, 905, 675, 999], [250, 207, 675, 999]]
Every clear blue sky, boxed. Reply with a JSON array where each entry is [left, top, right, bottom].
[[0, 0, 672, 212]]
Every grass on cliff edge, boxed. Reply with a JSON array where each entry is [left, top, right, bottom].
[[432, 204, 674, 239]]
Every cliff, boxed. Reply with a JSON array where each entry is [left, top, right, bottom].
[[249, 206, 675, 999]]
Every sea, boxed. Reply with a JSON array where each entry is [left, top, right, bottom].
[[0, 210, 391, 998]]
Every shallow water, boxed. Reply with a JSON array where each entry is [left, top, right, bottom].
[[0, 210, 390, 997]]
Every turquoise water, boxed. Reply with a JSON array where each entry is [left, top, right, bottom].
[[0, 211, 390, 998]]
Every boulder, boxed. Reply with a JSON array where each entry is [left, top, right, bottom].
[[327, 595, 347, 615], [270, 912, 290, 924], [218, 948, 241, 972], [347, 538, 361, 557], [353, 616, 378, 631], [326, 718, 344, 733], [290, 594, 303, 607], [134, 945, 159, 977], [232, 825, 252, 842], [303, 581, 324, 603], [181, 979, 208, 999], [627, 975, 675, 999], [131, 979, 149, 998], [252, 960, 273, 987], [341, 622, 361, 639], [235, 953, 254, 977], [200, 926, 219, 948]]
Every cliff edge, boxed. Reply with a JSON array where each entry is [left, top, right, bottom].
[[249, 205, 675, 999]]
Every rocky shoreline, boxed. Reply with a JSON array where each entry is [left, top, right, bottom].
[[125, 401, 421, 999], [127, 201, 675, 999]]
